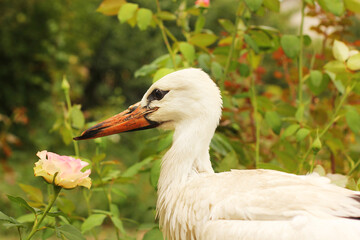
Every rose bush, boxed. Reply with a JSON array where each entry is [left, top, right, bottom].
[[34, 150, 91, 189]]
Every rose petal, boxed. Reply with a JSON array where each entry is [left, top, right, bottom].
[[34, 151, 92, 189], [36, 150, 48, 160]]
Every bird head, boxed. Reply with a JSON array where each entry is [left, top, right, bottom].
[[74, 68, 222, 140]]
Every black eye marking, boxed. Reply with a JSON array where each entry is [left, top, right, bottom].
[[147, 89, 169, 102]]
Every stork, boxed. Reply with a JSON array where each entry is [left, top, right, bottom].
[[75, 68, 360, 240]]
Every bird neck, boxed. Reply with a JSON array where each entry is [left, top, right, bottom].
[[158, 119, 215, 193]]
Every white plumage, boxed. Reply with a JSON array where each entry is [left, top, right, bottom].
[[77, 68, 360, 240]]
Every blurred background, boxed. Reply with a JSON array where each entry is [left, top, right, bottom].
[[1, 0, 359, 239]]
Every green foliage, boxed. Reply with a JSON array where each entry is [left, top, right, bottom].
[[137, 8, 153, 30], [7, 195, 36, 215], [81, 214, 107, 233], [56, 225, 85, 240], [118, 3, 139, 23], [1, 0, 360, 239], [317, 0, 345, 16], [143, 228, 163, 240], [245, 0, 264, 12], [280, 35, 300, 59]]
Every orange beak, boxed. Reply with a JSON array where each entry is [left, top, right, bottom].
[[74, 103, 159, 140]]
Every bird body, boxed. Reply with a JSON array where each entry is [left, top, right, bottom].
[[76, 68, 360, 240], [158, 169, 360, 240]]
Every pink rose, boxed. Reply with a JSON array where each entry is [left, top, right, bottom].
[[34, 150, 91, 189], [195, 0, 210, 7]]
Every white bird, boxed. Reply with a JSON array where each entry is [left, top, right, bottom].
[[75, 68, 360, 240]]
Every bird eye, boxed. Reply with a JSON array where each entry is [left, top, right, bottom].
[[154, 89, 163, 100], [148, 89, 169, 102]]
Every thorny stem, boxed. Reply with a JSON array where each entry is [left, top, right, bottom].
[[26, 186, 62, 240], [156, 0, 177, 69], [299, 84, 355, 173], [309, 152, 317, 172], [224, 3, 242, 83], [94, 145, 120, 240], [17, 226, 22, 240], [251, 77, 260, 168], [82, 190, 99, 240], [297, 1, 305, 116], [63, 87, 80, 158], [248, 52, 261, 168]]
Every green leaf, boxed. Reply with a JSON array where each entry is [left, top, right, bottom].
[[157, 132, 173, 152], [239, 64, 250, 77], [117, 3, 138, 23], [296, 128, 310, 142], [333, 40, 349, 62], [60, 126, 73, 145], [244, 34, 260, 54], [211, 62, 223, 80], [280, 35, 300, 59], [111, 188, 127, 198], [248, 30, 276, 51], [244, 0, 264, 11], [0, 211, 12, 222], [310, 70, 322, 87], [303, 35, 312, 46], [57, 198, 75, 216], [195, 15, 205, 33], [189, 33, 217, 47], [92, 153, 106, 164], [110, 216, 126, 234], [70, 105, 85, 129], [307, 72, 330, 95], [317, 0, 345, 16], [198, 54, 211, 71], [143, 228, 163, 240], [217, 151, 238, 172], [218, 19, 235, 33], [150, 159, 161, 189], [17, 213, 35, 223], [81, 214, 107, 233], [122, 157, 153, 178], [210, 133, 234, 156], [96, 0, 126, 16], [7, 195, 35, 214], [324, 60, 347, 74], [110, 204, 119, 218], [137, 8, 153, 31], [347, 53, 360, 71], [42, 228, 55, 240], [57, 224, 85, 240], [265, 111, 282, 135], [0, 211, 19, 225], [344, 0, 360, 13], [274, 145, 297, 172], [179, 42, 195, 65], [327, 72, 345, 94], [156, 11, 176, 21], [346, 107, 360, 134], [135, 64, 158, 78], [92, 209, 111, 215], [153, 68, 175, 82], [18, 183, 43, 204], [282, 124, 300, 138], [263, 0, 280, 12], [2, 222, 26, 229], [295, 104, 305, 122]]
